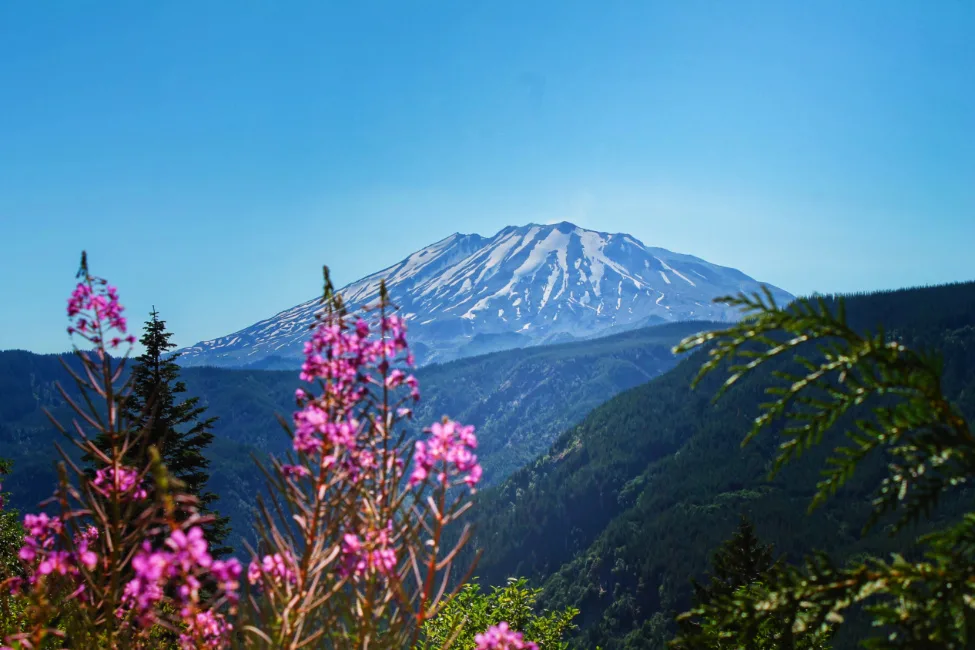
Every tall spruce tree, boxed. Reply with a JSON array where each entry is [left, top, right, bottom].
[[677, 515, 831, 649], [691, 515, 775, 607], [97, 308, 231, 556]]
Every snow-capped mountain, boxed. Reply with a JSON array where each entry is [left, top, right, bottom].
[[176, 222, 793, 368]]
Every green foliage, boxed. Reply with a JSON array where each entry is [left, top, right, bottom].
[[676, 516, 832, 650], [0, 458, 26, 638], [670, 287, 975, 649], [418, 577, 579, 650], [690, 516, 775, 608], [695, 582, 831, 650], [466, 280, 975, 649], [92, 309, 231, 555], [0, 458, 24, 580]]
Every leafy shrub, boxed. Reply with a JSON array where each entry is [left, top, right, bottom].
[[419, 577, 578, 649]]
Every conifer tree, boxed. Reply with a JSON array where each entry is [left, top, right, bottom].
[[678, 515, 831, 649], [691, 515, 775, 607], [93, 308, 231, 556]]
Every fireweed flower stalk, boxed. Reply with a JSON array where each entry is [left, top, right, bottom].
[[1, 253, 239, 650], [239, 268, 486, 649]]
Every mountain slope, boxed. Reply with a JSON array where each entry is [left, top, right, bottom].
[[466, 280, 975, 649], [177, 222, 792, 368], [0, 320, 705, 550]]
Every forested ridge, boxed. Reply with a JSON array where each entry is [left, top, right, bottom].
[[466, 280, 975, 649], [0, 320, 703, 551]]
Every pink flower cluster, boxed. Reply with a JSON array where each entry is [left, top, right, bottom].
[[339, 523, 397, 580], [291, 313, 420, 487], [122, 527, 240, 643], [288, 308, 429, 586], [293, 408, 359, 456], [18, 513, 97, 588], [247, 552, 297, 588], [298, 315, 417, 408], [474, 622, 539, 650], [66, 279, 136, 348], [179, 610, 234, 650], [410, 419, 482, 490], [92, 466, 148, 501]]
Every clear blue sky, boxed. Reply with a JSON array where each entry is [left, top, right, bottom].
[[1, 2, 972, 353]]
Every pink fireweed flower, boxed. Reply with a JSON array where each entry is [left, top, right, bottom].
[[18, 545, 36, 563], [92, 466, 148, 501], [474, 622, 539, 650], [211, 559, 242, 602], [123, 543, 170, 614], [23, 512, 62, 539], [38, 551, 74, 577], [6, 576, 24, 595], [121, 527, 239, 621], [292, 305, 419, 490], [16, 512, 101, 593], [280, 464, 311, 480], [380, 314, 408, 351], [339, 522, 398, 580], [247, 552, 297, 588], [325, 418, 359, 447], [409, 419, 482, 491], [179, 610, 233, 650], [19, 513, 63, 567], [165, 526, 213, 572], [355, 318, 370, 339], [73, 526, 100, 571], [385, 368, 406, 388], [66, 277, 136, 348], [74, 524, 99, 545], [405, 374, 420, 401]]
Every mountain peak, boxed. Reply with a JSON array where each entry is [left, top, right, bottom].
[[177, 224, 793, 369]]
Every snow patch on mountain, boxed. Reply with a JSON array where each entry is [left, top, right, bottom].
[[176, 222, 793, 369]]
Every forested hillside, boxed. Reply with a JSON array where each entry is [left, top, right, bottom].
[[0, 320, 704, 550], [467, 281, 975, 649]]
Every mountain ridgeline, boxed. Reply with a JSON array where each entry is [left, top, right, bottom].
[[176, 222, 792, 369], [0, 320, 704, 551]]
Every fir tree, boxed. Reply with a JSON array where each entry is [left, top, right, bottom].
[[94, 308, 231, 556], [678, 515, 831, 649], [691, 515, 775, 607]]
